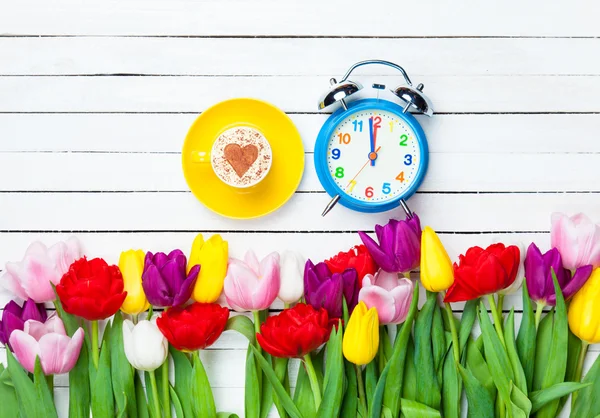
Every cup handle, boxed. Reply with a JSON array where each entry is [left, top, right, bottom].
[[191, 151, 211, 163]]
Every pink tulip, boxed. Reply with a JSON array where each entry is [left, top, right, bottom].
[[9, 315, 84, 375], [223, 250, 280, 312], [551, 212, 600, 270], [358, 270, 414, 325], [2, 238, 83, 303]]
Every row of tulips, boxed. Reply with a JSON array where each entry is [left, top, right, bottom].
[[0, 212, 599, 417]]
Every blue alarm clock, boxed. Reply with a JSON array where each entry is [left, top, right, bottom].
[[314, 60, 433, 217]]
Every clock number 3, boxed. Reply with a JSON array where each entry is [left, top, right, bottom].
[[404, 154, 413, 165]]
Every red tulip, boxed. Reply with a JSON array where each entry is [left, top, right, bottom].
[[325, 245, 378, 284], [156, 302, 229, 351], [56, 257, 127, 321], [257, 303, 337, 358], [444, 244, 520, 303]]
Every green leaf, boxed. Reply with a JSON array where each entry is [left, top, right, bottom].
[[503, 309, 527, 394], [6, 349, 44, 418], [459, 299, 478, 353], [244, 347, 261, 418], [509, 382, 531, 417], [248, 345, 304, 418], [340, 359, 357, 418], [144, 372, 159, 418], [382, 282, 419, 418], [259, 353, 274, 418], [536, 272, 568, 418], [533, 308, 554, 391], [402, 335, 417, 401], [516, 281, 536, 392], [33, 357, 58, 418], [116, 395, 128, 418], [457, 363, 494, 418], [465, 336, 495, 398], [530, 381, 591, 413], [294, 359, 317, 418], [170, 346, 193, 418], [217, 414, 240, 418], [317, 325, 344, 418], [226, 315, 256, 344], [365, 361, 378, 409], [432, 303, 446, 378], [109, 312, 137, 418], [91, 341, 115, 418], [558, 329, 583, 412], [134, 372, 149, 418], [0, 368, 19, 418], [414, 291, 441, 410], [170, 385, 185, 418], [572, 353, 600, 417], [399, 398, 441, 417], [272, 357, 290, 418], [442, 345, 460, 418], [191, 352, 217, 418]]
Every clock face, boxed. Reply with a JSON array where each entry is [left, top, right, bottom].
[[325, 108, 422, 204]]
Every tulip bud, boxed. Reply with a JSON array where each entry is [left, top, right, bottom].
[[119, 249, 150, 315], [189, 234, 229, 303], [342, 301, 379, 365], [122, 318, 168, 371], [568, 267, 600, 344], [420, 226, 454, 292], [278, 251, 304, 304]]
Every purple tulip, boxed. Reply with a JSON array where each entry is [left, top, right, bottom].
[[303, 260, 358, 318], [0, 298, 47, 350], [358, 215, 422, 273], [524, 243, 593, 306], [142, 250, 200, 308]]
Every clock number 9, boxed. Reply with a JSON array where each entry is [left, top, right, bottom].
[[365, 186, 374, 198], [337, 133, 351, 144], [331, 148, 341, 160], [399, 134, 408, 146], [335, 167, 345, 178], [404, 154, 413, 165], [382, 182, 391, 194]]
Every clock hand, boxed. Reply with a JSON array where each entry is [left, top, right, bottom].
[[368, 117, 375, 166], [321, 146, 382, 217]]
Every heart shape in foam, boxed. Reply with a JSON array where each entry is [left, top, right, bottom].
[[223, 144, 259, 177]]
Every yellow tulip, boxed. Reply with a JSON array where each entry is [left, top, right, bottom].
[[343, 301, 379, 365], [189, 234, 229, 303], [568, 267, 600, 344], [119, 249, 150, 315], [420, 226, 454, 292]]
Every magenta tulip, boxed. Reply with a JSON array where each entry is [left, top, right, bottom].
[[551, 212, 600, 270], [0, 299, 47, 350], [9, 315, 84, 375], [223, 250, 280, 312], [358, 270, 414, 324]]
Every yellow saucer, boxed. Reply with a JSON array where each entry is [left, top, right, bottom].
[[182, 98, 305, 219]]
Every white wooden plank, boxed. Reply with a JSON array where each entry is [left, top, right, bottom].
[[1, 151, 598, 193], [2, 37, 600, 76], [1, 0, 599, 37], [0, 192, 597, 232], [1, 113, 599, 154], [1, 75, 600, 113]]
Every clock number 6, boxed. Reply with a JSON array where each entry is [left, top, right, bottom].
[[337, 133, 351, 144], [365, 186, 374, 198], [404, 154, 413, 165]]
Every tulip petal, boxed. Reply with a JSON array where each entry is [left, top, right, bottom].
[[224, 263, 258, 312], [59, 327, 84, 374], [142, 264, 172, 306], [389, 278, 414, 323], [359, 285, 396, 324], [1, 270, 28, 301], [358, 231, 391, 271], [551, 264, 593, 303], [9, 330, 40, 373], [244, 250, 261, 276], [372, 270, 399, 291], [38, 332, 72, 375], [172, 265, 199, 307]]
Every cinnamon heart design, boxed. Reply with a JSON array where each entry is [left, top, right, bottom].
[[223, 144, 259, 177]]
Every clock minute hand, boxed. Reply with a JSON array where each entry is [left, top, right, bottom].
[[368, 117, 375, 166]]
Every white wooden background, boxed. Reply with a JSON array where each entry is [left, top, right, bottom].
[[1, 1, 600, 416]]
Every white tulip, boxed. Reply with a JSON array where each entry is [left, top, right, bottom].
[[278, 251, 305, 304], [122, 318, 168, 371]]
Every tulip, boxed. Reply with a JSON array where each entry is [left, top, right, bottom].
[[525, 243, 592, 306], [342, 301, 379, 365], [358, 215, 421, 273], [325, 245, 378, 282], [568, 267, 600, 344], [189, 234, 229, 303], [359, 270, 414, 324], [2, 238, 83, 303], [551, 212, 600, 270], [142, 250, 199, 308], [444, 243, 520, 303], [420, 226, 454, 292], [304, 260, 359, 318], [0, 299, 47, 350], [9, 315, 84, 375], [499, 242, 525, 295], [122, 318, 168, 371], [156, 302, 229, 351], [119, 250, 150, 315], [257, 303, 336, 358], [56, 257, 127, 321], [223, 250, 280, 312], [278, 251, 305, 304]]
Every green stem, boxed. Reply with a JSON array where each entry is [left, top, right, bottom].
[[497, 293, 505, 315], [161, 359, 171, 418], [252, 310, 263, 390], [571, 341, 590, 407], [355, 364, 368, 416], [147, 305, 154, 321], [535, 303, 545, 330], [91, 320, 99, 369], [148, 370, 162, 418], [444, 302, 461, 364], [487, 295, 506, 348], [45, 374, 54, 399], [303, 354, 322, 410], [378, 326, 386, 375], [283, 302, 291, 309]]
